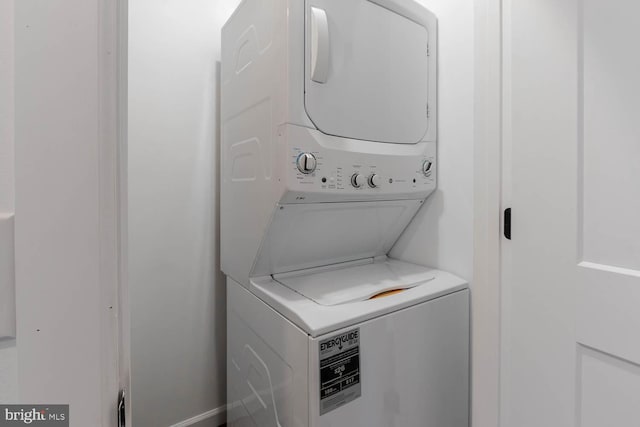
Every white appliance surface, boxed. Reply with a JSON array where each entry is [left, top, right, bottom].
[[252, 257, 467, 337], [308, 288, 469, 426], [304, 0, 433, 144], [222, 2, 469, 426], [227, 275, 469, 427], [274, 257, 435, 306], [220, 0, 438, 288], [251, 200, 424, 278]]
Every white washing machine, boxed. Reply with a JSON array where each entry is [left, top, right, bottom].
[[221, 0, 469, 426], [227, 259, 469, 427]]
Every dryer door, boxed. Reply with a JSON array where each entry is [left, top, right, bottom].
[[304, 0, 434, 144]]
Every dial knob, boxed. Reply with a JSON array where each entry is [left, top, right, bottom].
[[368, 174, 382, 188], [296, 152, 317, 174], [422, 160, 433, 176], [351, 173, 366, 188]]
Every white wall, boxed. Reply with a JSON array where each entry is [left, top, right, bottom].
[[391, 0, 475, 281], [0, 342, 17, 403], [0, 0, 17, 404], [128, 1, 240, 425], [0, 0, 14, 215]]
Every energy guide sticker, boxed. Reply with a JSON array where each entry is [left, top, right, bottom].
[[319, 328, 361, 415]]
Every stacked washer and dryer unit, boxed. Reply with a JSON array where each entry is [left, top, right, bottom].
[[221, 0, 469, 426]]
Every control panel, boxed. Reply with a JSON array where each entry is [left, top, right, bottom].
[[282, 125, 436, 203]]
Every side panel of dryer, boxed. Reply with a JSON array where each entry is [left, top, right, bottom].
[[308, 290, 470, 427], [220, 0, 312, 287], [220, 0, 287, 287], [227, 278, 310, 427]]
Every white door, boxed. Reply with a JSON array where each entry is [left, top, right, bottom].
[[504, 0, 640, 426], [304, 0, 435, 144]]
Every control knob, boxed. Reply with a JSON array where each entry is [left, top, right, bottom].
[[368, 174, 382, 188], [296, 152, 317, 174], [422, 160, 433, 177], [351, 173, 366, 188]]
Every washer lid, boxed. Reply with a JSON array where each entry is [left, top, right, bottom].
[[274, 258, 435, 306], [251, 258, 468, 337]]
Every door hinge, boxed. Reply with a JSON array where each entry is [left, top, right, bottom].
[[504, 208, 512, 240], [426, 103, 430, 118], [427, 44, 430, 57], [118, 389, 126, 427]]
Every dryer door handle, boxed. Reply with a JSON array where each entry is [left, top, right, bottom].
[[310, 7, 330, 83]]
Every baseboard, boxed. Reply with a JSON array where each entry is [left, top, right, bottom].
[[169, 405, 227, 427]]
